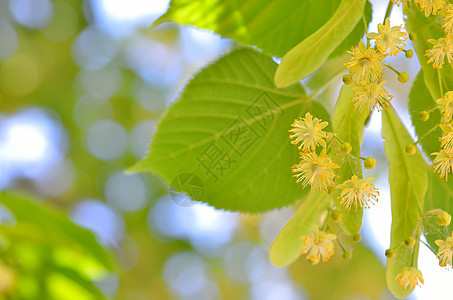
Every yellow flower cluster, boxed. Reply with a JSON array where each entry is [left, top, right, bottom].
[[392, 0, 445, 17], [432, 92, 453, 180], [396, 267, 424, 289], [300, 226, 337, 264], [345, 18, 408, 113], [435, 232, 453, 267], [289, 113, 379, 211]]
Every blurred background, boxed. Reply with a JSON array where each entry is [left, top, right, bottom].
[[0, 0, 450, 299]]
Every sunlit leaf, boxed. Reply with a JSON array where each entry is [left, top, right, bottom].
[[382, 107, 428, 298], [270, 191, 330, 267], [331, 84, 368, 235], [156, 0, 369, 58], [274, 0, 366, 88], [129, 48, 330, 212]]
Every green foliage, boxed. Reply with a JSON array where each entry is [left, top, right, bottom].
[[269, 191, 330, 267], [274, 0, 366, 88], [331, 84, 368, 235], [405, 7, 453, 99], [156, 0, 370, 58], [0, 192, 113, 299], [129, 48, 330, 212], [408, 71, 442, 160], [382, 107, 428, 299]]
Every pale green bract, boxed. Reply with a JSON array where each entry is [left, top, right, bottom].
[[382, 107, 428, 299]]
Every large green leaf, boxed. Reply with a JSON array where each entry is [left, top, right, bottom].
[[129, 48, 330, 212], [0, 192, 114, 271], [382, 107, 428, 299], [408, 71, 442, 160], [269, 191, 330, 267], [405, 7, 453, 100], [331, 84, 368, 235], [274, 0, 366, 88], [155, 0, 369, 58]]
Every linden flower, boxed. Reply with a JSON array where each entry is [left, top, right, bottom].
[[426, 37, 453, 69], [432, 148, 453, 180], [435, 232, 453, 267], [300, 226, 337, 264], [418, 0, 445, 17], [352, 81, 392, 113], [289, 112, 328, 152], [344, 40, 385, 83], [396, 267, 424, 290], [336, 175, 379, 212], [443, 4, 453, 36], [440, 123, 453, 150], [391, 0, 412, 7], [292, 150, 340, 192], [369, 18, 407, 56], [437, 91, 453, 119]]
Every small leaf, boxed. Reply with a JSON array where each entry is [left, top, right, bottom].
[[274, 0, 366, 88], [269, 191, 330, 267], [129, 48, 331, 212], [382, 107, 428, 299], [331, 84, 368, 235], [405, 8, 453, 99], [408, 71, 442, 160]]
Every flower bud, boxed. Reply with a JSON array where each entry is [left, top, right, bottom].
[[405, 143, 417, 155], [419, 111, 430, 121], [398, 72, 409, 83], [343, 251, 352, 260], [364, 157, 376, 170], [342, 74, 353, 85], [340, 142, 352, 154], [409, 32, 417, 41], [404, 237, 416, 248], [385, 249, 396, 258], [331, 211, 343, 223], [405, 49, 414, 58], [437, 211, 452, 226], [352, 234, 361, 242]]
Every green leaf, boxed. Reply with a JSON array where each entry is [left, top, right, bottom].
[[382, 107, 428, 299], [331, 84, 368, 235], [274, 0, 366, 88], [405, 7, 453, 100], [155, 0, 369, 58], [269, 191, 330, 267], [408, 70, 442, 160], [0, 192, 114, 271], [129, 48, 330, 212]]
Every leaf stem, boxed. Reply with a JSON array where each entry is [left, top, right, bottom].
[[414, 124, 439, 145], [384, 1, 394, 22]]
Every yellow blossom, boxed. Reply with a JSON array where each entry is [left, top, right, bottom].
[[432, 148, 453, 180], [352, 81, 392, 113], [418, 0, 445, 17], [336, 175, 379, 212], [344, 40, 385, 83], [289, 112, 328, 152], [437, 91, 453, 119], [372, 18, 408, 56], [292, 150, 340, 192], [443, 4, 453, 36], [391, 0, 413, 7], [300, 226, 337, 264], [435, 232, 453, 267], [440, 123, 453, 150], [426, 37, 453, 69], [396, 267, 424, 290]]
